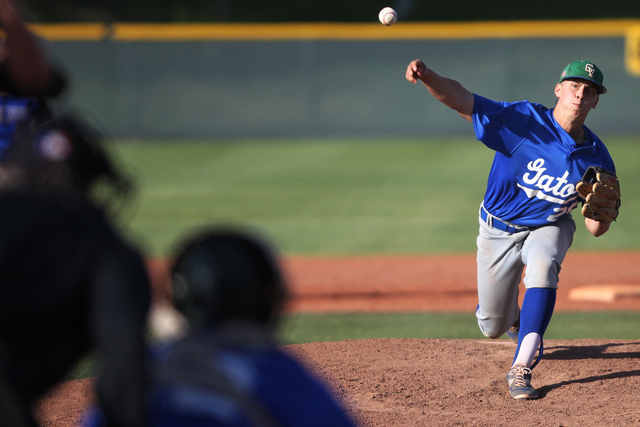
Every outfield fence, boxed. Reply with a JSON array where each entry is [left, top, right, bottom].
[[35, 20, 640, 139]]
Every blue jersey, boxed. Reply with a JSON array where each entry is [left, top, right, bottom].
[[83, 327, 357, 427], [472, 94, 615, 227], [147, 348, 356, 427], [0, 94, 40, 158]]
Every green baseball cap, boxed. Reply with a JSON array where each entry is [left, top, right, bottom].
[[558, 60, 606, 94]]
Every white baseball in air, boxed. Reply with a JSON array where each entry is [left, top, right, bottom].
[[378, 7, 397, 26]]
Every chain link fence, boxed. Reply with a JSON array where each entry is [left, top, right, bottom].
[[41, 23, 640, 140]]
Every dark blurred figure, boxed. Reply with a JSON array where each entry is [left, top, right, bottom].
[[0, 0, 65, 97], [0, 0, 65, 161], [0, 38, 56, 160], [0, 116, 151, 427], [85, 227, 358, 427]]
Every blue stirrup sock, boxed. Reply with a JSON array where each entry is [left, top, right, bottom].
[[512, 288, 556, 369]]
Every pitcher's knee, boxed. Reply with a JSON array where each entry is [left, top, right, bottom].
[[477, 318, 509, 339], [480, 327, 503, 339]]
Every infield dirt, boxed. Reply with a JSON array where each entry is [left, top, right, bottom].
[[34, 251, 640, 426]]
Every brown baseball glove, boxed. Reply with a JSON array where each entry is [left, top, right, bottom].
[[576, 166, 621, 223]]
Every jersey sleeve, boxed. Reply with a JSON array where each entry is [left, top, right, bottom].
[[472, 94, 548, 155]]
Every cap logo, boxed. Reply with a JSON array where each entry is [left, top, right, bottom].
[[585, 63, 595, 78]]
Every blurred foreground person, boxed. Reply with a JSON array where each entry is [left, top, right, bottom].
[[0, 0, 65, 163], [0, 38, 56, 160], [0, 117, 151, 427], [0, 0, 65, 96], [86, 227, 358, 427]]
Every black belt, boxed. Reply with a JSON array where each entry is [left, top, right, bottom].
[[480, 207, 528, 234]]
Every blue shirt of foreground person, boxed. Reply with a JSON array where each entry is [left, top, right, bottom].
[[85, 228, 358, 427]]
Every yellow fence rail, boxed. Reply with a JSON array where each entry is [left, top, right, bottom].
[[29, 20, 640, 41], [29, 20, 640, 78]]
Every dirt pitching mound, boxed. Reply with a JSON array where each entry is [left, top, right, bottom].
[[35, 338, 640, 426], [34, 252, 640, 426], [289, 338, 640, 426]]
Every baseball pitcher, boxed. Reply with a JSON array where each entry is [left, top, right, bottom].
[[406, 59, 619, 399]]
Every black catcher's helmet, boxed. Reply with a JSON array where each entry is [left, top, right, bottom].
[[170, 228, 287, 329]]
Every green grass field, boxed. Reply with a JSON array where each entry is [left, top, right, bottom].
[[67, 311, 640, 380], [103, 137, 640, 350], [112, 136, 640, 257], [278, 311, 640, 344]]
